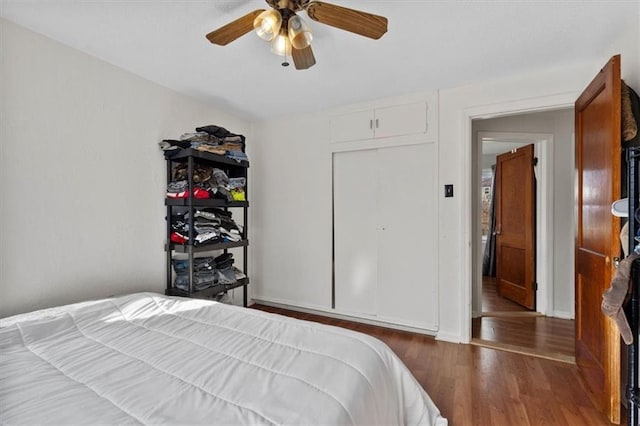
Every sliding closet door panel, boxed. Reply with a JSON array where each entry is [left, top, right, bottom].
[[333, 149, 378, 315], [377, 143, 438, 328]]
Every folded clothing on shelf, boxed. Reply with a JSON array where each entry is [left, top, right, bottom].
[[195, 124, 246, 144], [214, 253, 236, 285], [172, 257, 216, 291], [172, 253, 245, 291], [170, 209, 242, 246], [172, 164, 213, 183], [166, 181, 210, 199], [158, 124, 249, 162], [166, 165, 237, 202]]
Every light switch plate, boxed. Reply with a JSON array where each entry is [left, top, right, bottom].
[[444, 184, 454, 198]]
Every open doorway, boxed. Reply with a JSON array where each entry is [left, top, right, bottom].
[[470, 110, 576, 363]]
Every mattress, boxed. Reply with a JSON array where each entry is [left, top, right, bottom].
[[0, 292, 447, 425]]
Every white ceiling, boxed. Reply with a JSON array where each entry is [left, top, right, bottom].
[[0, 1, 636, 120]]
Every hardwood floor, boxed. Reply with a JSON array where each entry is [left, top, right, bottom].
[[252, 304, 616, 426], [482, 276, 529, 313], [473, 276, 575, 363], [472, 316, 575, 363]]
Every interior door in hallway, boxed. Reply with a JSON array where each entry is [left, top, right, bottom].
[[495, 144, 536, 310], [575, 54, 622, 424]]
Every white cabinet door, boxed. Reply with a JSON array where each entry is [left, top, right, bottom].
[[374, 102, 427, 139], [331, 102, 429, 143], [376, 143, 438, 328], [330, 110, 374, 143], [333, 149, 378, 315]]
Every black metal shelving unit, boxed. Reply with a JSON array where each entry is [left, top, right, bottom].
[[627, 146, 640, 426], [168, 240, 249, 254], [164, 148, 250, 307]]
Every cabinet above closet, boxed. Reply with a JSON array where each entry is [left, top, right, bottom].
[[330, 96, 436, 143]]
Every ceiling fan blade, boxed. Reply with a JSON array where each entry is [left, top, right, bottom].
[[205, 9, 265, 46], [305, 1, 387, 40], [292, 45, 316, 70]]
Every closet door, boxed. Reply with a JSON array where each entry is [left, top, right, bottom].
[[377, 143, 438, 328], [333, 149, 378, 315]]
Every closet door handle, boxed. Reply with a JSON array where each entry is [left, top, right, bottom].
[[375, 119, 379, 128], [369, 119, 373, 129]]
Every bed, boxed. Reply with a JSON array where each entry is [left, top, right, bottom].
[[0, 292, 447, 425]]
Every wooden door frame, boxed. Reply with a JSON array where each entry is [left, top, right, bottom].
[[472, 131, 554, 318], [461, 93, 579, 343]]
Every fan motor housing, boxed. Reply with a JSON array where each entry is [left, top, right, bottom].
[[266, 0, 307, 12]]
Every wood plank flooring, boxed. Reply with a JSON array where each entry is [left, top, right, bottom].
[[482, 276, 529, 313], [473, 276, 576, 363], [472, 316, 575, 363], [252, 304, 616, 426]]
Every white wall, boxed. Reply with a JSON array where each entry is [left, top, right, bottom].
[[0, 19, 251, 317], [611, 3, 640, 91], [472, 109, 575, 318], [249, 113, 333, 310]]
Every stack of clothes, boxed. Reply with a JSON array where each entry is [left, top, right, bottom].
[[172, 257, 216, 291], [166, 164, 246, 202], [170, 207, 243, 246], [172, 253, 247, 291], [214, 252, 247, 286], [213, 253, 236, 285], [159, 124, 249, 163]]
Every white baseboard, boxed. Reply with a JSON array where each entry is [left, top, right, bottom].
[[552, 310, 574, 320], [250, 295, 330, 313], [252, 296, 438, 337], [436, 331, 465, 344]]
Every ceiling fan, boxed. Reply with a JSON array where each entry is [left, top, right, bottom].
[[205, 0, 388, 70]]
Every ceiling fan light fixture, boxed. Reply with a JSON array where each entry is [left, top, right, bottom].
[[270, 30, 292, 56], [288, 15, 313, 49], [206, 0, 389, 70], [253, 9, 282, 41]]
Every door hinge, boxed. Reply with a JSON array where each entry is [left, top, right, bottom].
[[533, 157, 539, 166], [533, 282, 538, 290]]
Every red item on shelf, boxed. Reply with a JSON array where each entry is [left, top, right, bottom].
[[170, 232, 188, 244], [192, 188, 210, 199], [166, 188, 211, 199]]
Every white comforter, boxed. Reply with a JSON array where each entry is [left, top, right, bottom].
[[0, 293, 447, 425]]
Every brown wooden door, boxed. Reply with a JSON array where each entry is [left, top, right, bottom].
[[495, 144, 536, 309], [575, 55, 622, 424]]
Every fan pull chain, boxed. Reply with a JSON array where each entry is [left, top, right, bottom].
[[281, 51, 290, 67]]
